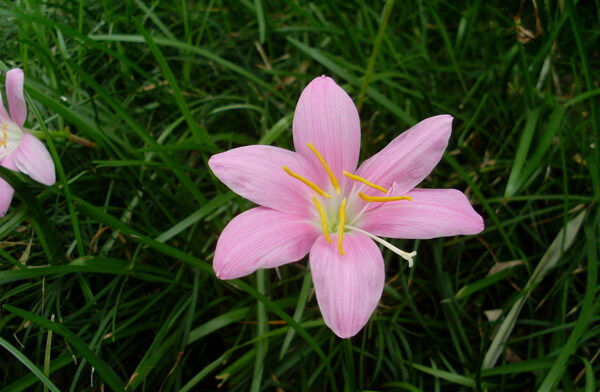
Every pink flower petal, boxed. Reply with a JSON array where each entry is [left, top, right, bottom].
[[209, 145, 322, 216], [361, 188, 484, 239], [213, 207, 319, 279], [12, 133, 56, 186], [293, 76, 361, 192], [310, 233, 385, 338], [5, 69, 27, 127], [355, 115, 453, 196], [0, 156, 17, 217], [0, 92, 9, 123]]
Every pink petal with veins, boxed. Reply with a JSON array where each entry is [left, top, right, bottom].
[[361, 187, 484, 239], [12, 133, 56, 186], [209, 145, 324, 217], [310, 233, 385, 338], [293, 76, 361, 192], [5, 69, 27, 127], [355, 115, 453, 196], [214, 207, 318, 279], [0, 155, 17, 217]]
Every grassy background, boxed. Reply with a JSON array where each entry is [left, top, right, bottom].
[[0, 0, 598, 391]]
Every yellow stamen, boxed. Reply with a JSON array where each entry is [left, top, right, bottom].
[[343, 171, 388, 193], [359, 192, 413, 202], [312, 197, 332, 244], [282, 166, 331, 198], [306, 143, 341, 195], [0, 124, 7, 148], [337, 197, 347, 255]]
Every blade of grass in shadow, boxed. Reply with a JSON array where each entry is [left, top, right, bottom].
[[187, 307, 250, 344], [132, 0, 177, 41], [234, 279, 339, 392], [0, 256, 175, 285], [279, 271, 312, 360], [125, 297, 188, 390], [411, 363, 475, 387], [154, 192, 235, 243], [0, 353, 73, 392], [135, 21, 213, 147], [356, 0, 395, 112], [251, 269, 268, 392], [537, 219, 598, 391], [74, 198, 337, 390], [287, 37, 416, 126], [580, 356, 596, 392], [254, 0, 267, 43], [482, 210, 586, 369], [343, 339, 357, 392], [65, 60, 207, 204], [433, 239, 472, 363], [87, 34, 290, 105], [426, 1, 467, 94], [74, 198, 213, 273], [43, 314, 54, 392], [25, 78, 85, 258], [0, 167, 63, 264], [2, 306, 125, 391], [504, 108, 541, 199], [0, 337, 61, 392], [444, 153, 518, 259]]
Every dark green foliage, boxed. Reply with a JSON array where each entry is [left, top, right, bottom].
[[0, 0, 598, 391]]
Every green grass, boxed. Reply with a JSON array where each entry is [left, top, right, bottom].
[[0, 0, 599, 391]]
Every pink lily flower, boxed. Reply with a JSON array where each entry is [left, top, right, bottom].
[[209, 76, 484, 338], [0, 69, 56, 217]]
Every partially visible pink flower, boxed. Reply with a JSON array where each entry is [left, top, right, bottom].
[[209, 76, 484, 338], [0, 69, 56, 217]]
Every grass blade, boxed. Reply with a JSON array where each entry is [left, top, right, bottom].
[[0, 337, 61, 392], [2, 306, 126, 391], [482, 210, 586, 369]]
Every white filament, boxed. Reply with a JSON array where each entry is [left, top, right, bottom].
[[346, 225, 416, 268]]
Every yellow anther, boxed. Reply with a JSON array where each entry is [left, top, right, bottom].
[[306, 143, 341, 195], [359, 192, 413, 203], [282, 166, 331, 198], [337, 197, 347, 255], [312, 197, 332, 244], [0, 124, 7, 148], [343, 171, 388, 193]]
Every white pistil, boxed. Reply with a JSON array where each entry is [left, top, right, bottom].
[[346, 225, 416, 267]]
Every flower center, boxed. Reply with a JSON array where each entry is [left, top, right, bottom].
[[0, 121, 23, 160], [282, 143, 416, 265]]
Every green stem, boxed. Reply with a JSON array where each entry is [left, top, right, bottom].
[[25, 128, 96, 147], [251, 269, 268, 392], [343, 339, 357, 392]]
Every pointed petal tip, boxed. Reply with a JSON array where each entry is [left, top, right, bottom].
[[302, 75, 346, 96], [6, 68, 24, 78], [13, 133, 56, 186], [0, 178, 15, 218], [213, 266, 229, 280], [213, 207, 317, 280], [362, 188, 485, 239], [331, 327, 361, 339], [310, 234, 384, 339], [308, 74, 333, 84], [5, 68, 27, 127]]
